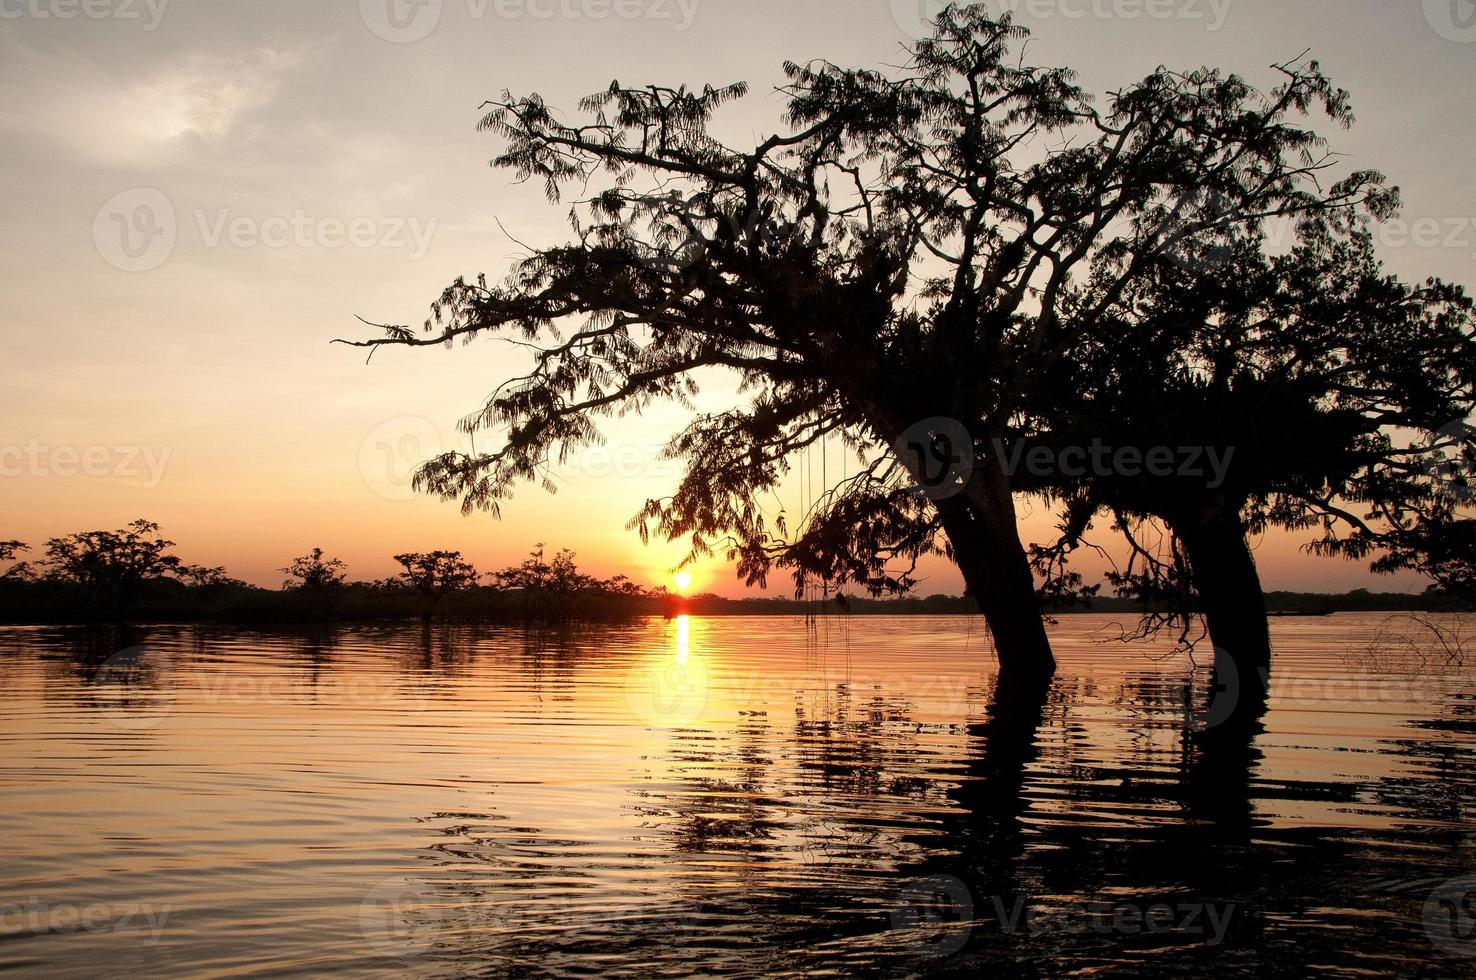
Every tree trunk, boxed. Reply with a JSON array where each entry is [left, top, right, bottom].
[[1173, 497, 1273, 699], [935, 470, 1057, 681]]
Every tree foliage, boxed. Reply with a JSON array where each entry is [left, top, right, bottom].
[[0, 540, 32, 583], [41, 520, 186, 608], [342, 4, 1408, 674], [282, 548, 349, 591], [1025, 224, 1476, 640], [394, 550, 481, 615]]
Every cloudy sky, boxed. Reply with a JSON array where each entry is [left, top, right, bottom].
[[1, 0, 1473, 592]]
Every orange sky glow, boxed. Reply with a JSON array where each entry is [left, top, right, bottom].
[[2, 1, 1471, 597]]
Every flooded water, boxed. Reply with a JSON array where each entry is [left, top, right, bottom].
[[2, 613, 1475, 977]]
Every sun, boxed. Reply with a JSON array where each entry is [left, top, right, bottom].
[[672, 571, 694, 593]]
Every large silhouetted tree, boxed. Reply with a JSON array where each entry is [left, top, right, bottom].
[[344, 5, 1392, 679], [1026, 227, 1476, 678]]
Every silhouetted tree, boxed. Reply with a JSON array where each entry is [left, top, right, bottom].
[[494, 544, 592, 595], [1029, 228, 1476, 675], [344, 6, 1390, 679], [282, 548, 348, 591], [491, 544, 646, 620], [41, 520, 185, 612], [393, 550, 480, 621], [0, 540, 28, 579], [0, 540, 35, 585], [1356, 503, 1476, 605], [176, 564, 246, 591]]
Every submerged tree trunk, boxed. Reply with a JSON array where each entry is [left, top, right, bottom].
[[1173, 496, 1273, 699], [935, 468, 1057, 681]]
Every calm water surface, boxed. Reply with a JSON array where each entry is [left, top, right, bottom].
[[2, 614, 1475, 977]]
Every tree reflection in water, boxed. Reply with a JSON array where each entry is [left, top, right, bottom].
[[24, 618, 1476, 975], [370, 622, 1476, 976]]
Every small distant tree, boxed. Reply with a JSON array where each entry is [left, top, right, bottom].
[[282, 548, 348, 591], [495, 544, 593, 595], [42, 520, 184, 611], [393, 550, 480, 620], [494, 545, 603, 619], [177, 564, 246, 590], [0, 543, 27, 575], [0, 541, 32, 582]]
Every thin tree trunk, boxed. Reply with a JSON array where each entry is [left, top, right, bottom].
[[935, 470, 1056, 681]]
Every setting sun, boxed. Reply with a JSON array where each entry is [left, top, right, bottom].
[[672, 571, 694, 593]]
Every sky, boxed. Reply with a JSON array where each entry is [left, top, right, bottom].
[[1, 0, 1473, 594]]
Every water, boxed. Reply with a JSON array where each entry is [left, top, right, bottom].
[[2, 614, 1475, 977]]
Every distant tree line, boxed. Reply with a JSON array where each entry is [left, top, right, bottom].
[[0, 521, 662, 625], [0, 520, 1465, 625]]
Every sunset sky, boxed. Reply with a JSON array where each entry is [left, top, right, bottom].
[[2, 0, 1472, 594]]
